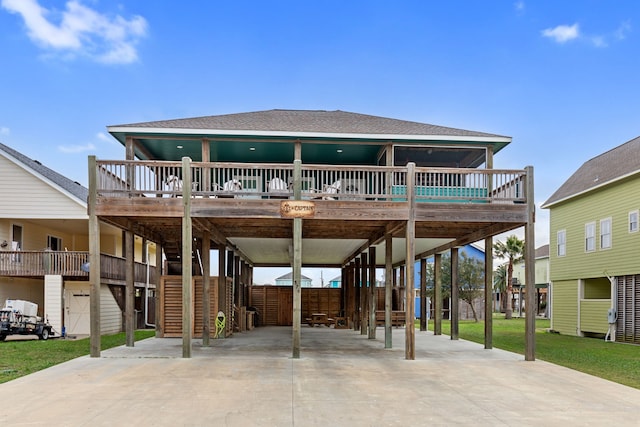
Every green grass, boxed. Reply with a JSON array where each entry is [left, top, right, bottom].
[[424, 315, 640, 389], [0, 330, 156, 384]]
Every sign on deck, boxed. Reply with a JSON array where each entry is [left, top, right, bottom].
[[280, 201, 316, 218]]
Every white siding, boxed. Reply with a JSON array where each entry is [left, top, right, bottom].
[[100, 284, 122, 334], [0, 277, 43, 310], [44, 275, 63, 333], [0, 155, 86, 219]]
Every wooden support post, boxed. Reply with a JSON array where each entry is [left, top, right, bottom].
[[385, 233, 393, 348], [368, 246, 376, 339], [155, 241, 162, 338], [360, 252, 368, 335], [88, 156, 101, 357], [484, 236, 493, 349], [292, 158, 302, 359], [524, 165, 536, 361], [399, 265, 405, 311], [202, 231, 211, 346], [218, 243, 226, 338], [125, 229, 135, 347], [181, 157, 193, 358], [405, 162, 416, 360], [450, 247, 459, 340], [354, 257, 361, 330], [420, 258, 427, 331], [433, 253, 442, 336]]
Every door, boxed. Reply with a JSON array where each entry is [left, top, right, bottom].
[[66, 285, 91, 335]]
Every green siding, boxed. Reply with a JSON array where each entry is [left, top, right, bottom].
[[549, 175, 640, 281], [551, 280, 578, 335], [580, 299, 610, 334], [583, 277, 610, 299]]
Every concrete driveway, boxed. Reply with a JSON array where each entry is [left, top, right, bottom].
[[2, 326, 639, 426]]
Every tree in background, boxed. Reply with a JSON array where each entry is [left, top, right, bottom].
[[493, 235, 525, 319], [493, 263, 508, 313], [424, 252, 485, 321], [457, 252, 485, 322]]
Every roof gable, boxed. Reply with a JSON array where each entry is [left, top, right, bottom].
[[0, 142, 88, 208], [543, 136, 640, 207]]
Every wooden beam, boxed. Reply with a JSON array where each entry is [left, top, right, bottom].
[[292, 159, 302, 359], [125, 229, 135, 347], [384, 232, 393, 349], [360, 251, 368, 336], [155, 241, 163, 338], [202, 231, 211, 346], [450, 247, 459, 340], [181, 157, 193, 358], [88, 156, 101, 358], [368, 246, 376, 339], [405, 162, 416, 360], [433, 253, 442, 336], [484, 236, 493, 349], [420, 258, 427, 331], [524, 166, 536, 361]]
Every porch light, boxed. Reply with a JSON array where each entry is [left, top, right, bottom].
[[336, 149, 343, 153], [249, 147, 256, 151], [177, 145, 183, 149]]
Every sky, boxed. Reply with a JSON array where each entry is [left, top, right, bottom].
[[1, 1, 639, 286]]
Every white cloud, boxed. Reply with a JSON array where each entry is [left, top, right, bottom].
[[541, 23, 579, 43], [614, 20, 631, 40], [1, 0, 147, 64], [514, 1, 525, 13], [58, 142, 96, 153], [591, 36, 607, 48], [0, 127, 9, 135]]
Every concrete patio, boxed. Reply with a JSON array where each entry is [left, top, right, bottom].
[[2, 326, 639, 426]]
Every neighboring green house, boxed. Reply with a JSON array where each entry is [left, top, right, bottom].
[[274, 272, 313, 288], [512, 245, 550, 318], [542, 136, 640, 343]]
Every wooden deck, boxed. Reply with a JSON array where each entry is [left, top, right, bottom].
[[91, 160, 529, 268]]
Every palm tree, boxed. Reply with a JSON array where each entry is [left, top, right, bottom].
[[493, 263, 507, 313], [493, 235, 524, 319]]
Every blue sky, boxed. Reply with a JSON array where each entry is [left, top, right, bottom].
[[1, 1, 638, 285]]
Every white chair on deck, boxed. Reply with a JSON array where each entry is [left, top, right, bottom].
[[216, 179, 242, 198], [268, 177, 291, 199], [165, 175, 198, 197], [322, 180, 341, 200]]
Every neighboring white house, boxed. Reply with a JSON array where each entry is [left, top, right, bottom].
[[0, 142, 156, 337]]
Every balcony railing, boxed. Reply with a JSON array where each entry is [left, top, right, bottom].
[[0, 251, 156, 284], [95, 160, 527, 204]]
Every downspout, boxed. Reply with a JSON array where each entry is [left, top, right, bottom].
[[604, 271, 616, 342]]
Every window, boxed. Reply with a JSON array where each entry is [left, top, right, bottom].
[[47, 235, 62, 251], [557, 230, 566, 256], [630, 210, 639, 233], [600, 218, 612, 249], [585, 222, 596, 252]]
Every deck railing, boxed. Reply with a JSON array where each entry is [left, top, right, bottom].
[[95, 160, 527, 203], [0, 251, 156, 283]]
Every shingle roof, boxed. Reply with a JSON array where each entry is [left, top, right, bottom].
[[111, 109, 507, 139], [543, 136, 640, 207], [535, 245, 549, 259], [275, 272, 312, 281], [0, 142, 88, 203]]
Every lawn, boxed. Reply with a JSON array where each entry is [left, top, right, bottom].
[[426, 315, 640, 389], [0, 330, 156, 384]]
